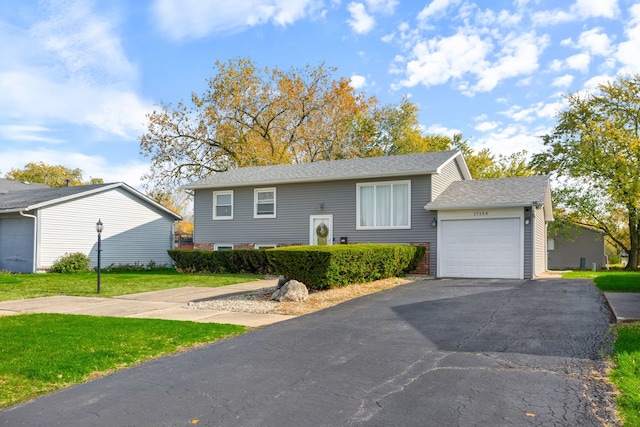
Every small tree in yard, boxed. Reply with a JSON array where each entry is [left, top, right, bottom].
[[532, 74, 640, 270]]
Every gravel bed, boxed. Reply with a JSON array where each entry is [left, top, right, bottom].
[[184, 287, 280, 314]]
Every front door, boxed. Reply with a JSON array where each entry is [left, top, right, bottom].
[[310, 215, 333, 246]]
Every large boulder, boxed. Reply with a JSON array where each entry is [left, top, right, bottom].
[[271, 280, 309, 302]]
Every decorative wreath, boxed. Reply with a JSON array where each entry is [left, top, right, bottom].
[[316, 223, 329, 238]]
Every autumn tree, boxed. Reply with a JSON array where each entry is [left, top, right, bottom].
[[5, 162, 103, 187], [531, 74, 640, 270], [140, 57, 378, 190], [147, 189, 193, 235]]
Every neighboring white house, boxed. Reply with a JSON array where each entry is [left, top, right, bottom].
[[0, 181, 181, 273]]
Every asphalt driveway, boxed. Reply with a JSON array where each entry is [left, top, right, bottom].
[[1, 278, 617, 426]]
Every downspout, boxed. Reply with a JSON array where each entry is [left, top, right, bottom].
[[19, 210, 37, 273]]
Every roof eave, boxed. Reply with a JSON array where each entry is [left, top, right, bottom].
[[183, 169, 441, 190], [425, 202, 540, 211]]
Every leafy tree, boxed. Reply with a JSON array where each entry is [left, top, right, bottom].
[[531, 74, 640, 270], [5, 162, 103, 187], [148, 189, 193, 235], [140, 57, 378, 190]]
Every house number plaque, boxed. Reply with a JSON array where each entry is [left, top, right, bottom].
[[473, 211, 489, 216]]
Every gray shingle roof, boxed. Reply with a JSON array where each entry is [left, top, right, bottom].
[[184, 150, 466, 189], [0, 182, 182, 219], [425, 175, 551, 210], [0, 179, 50, 194]]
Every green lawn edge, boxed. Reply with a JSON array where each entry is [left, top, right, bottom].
[[0, 313, 247, 409]]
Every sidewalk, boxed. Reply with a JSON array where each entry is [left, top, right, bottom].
[[604, 292, 640, 323], [0, 279, 296, 327]]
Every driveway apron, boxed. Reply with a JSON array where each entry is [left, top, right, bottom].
[[0, 278, 617, 426]]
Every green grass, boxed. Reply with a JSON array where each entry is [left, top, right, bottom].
[[561, 270, 640, 292], [611, 325, 640, 426], [0, 269, 261, 301], [0, 313, 246, 408]]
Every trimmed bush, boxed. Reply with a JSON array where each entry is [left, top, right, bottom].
[[50, 252, 91, 273], [266, 244, 425, 289], [167, 249, 272, 275]]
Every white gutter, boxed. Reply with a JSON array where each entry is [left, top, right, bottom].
[[19, 210, 37, 273]]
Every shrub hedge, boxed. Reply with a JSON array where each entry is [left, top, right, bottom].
[[266, 244, 425, 289], [167, 249, 272, 275]]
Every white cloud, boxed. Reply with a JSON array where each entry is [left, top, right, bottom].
[[552, 74, 574, 87], [0, 1, 151, 140], [396, 29, 492, 89], [0, 125, 62, 144], [583, 74, 614, 92], [417, 0, 459, 22], [152, 0, 321, 39], [396, 27, 548, 95], [472, 124, 545, 157], [1, 149, 149, 189], [364, 0, 398, 14], [349, 74, 367, 89], [424, 124, 461, 138], [565, 53, 591, 72], [471, 32, 548, 93], [475, 121, 499, 132], [573, 0, 619, 19], [616, 4, 640, 72], [347, 2, 375, 34], [532, 0, 619, 25], [577, 28, 612, 56]]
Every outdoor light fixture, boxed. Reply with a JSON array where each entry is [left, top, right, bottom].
[[524, 217, 531, 225], [96, 219, 103, 294], [431, 217, 437, 227]]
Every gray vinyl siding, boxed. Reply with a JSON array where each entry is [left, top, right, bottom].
[[534, 207, 547, 275], [548, 227, 605, 270], [39, 188, 175, 269], [194, 174, 436, 248], [523, 207, 533, 279], [431, 159, 465, 201]]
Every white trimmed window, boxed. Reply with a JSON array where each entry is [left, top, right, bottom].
[[254, 188, 276, 218], [213, 190, 233, 220], [357, 181, 411, 229], [214, 244, 233, 251], [254, 244, 276, 250]]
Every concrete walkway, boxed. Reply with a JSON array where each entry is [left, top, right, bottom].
[[604, 292, 640, 323], [0, 279, 296, 327]]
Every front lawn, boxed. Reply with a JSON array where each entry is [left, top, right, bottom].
[[610, 324, 640, 426], [0, 313, 246, 409], [561, 270, 640, 292], [0, 269, 261, 301]]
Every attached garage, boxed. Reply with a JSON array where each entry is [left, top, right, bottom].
[[425, 176, 553, 280], [438, 213, 523, 279]]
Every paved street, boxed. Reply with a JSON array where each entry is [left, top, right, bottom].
[[1, 278, 617, 426]]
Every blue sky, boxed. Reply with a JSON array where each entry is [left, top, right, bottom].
[[1, 0, 637, 188]]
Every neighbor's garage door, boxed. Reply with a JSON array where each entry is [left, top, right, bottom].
[[440, 218, 522, 279]]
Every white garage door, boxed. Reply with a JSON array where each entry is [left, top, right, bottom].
[[440, 218, 522, 279]]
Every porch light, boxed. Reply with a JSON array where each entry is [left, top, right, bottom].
[[431, 217, 437, 227]]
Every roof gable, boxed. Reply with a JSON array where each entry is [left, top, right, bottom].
[[425, 175, 553, 220], [0, 182, 182, 220], [184, 150, 470, 189]]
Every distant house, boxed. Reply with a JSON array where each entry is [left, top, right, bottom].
[[184, 150, 554, 279], [0, 180, 181, 273], [547, 226, 606, 270]]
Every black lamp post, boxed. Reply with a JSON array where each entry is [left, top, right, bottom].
[[96, 219, 103, 293]]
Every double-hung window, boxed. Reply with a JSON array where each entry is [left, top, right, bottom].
[[254, 188, 276, 218], [213, 190, 233, 220], [357, 181, 410, 229]]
